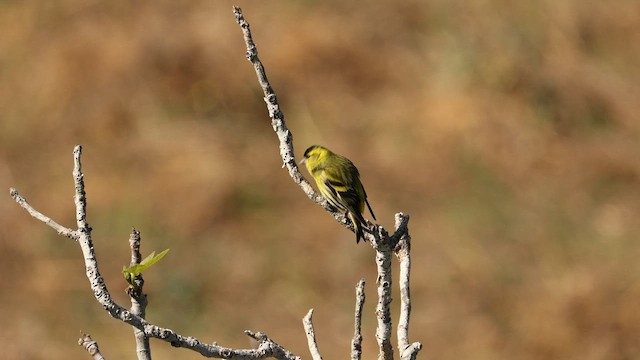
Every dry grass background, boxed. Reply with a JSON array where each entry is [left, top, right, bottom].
[[1, 1, 639, 359]]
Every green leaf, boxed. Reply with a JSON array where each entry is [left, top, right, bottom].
[[123, 248, 170, 281]]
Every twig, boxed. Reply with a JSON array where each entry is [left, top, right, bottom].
[[79, 333, 106, 360], [127, 228, 151, 360], [393, 214, 422, 360], [351, 279, 365, 360], [10, 145, 301, 360], [9, 188, 78, 240], [302, 309, 323, 360]]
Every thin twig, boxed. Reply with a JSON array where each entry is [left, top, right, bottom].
[[351, 279, 365, 360], [78, 333, 106, 360], [127, 228, 151, 360], [302, 309, 323, 360], [9, 188, 78, 240]]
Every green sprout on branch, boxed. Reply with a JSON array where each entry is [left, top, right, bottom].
[[123, 249, 170, 289]]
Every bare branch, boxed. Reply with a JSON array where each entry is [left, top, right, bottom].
[[389, 214, 409, 249], [302, 309, 323, 360], [11, 7, 422, 360], [394, 214, 411, 351], [245, 331, 301, 360], [232, 6, 307, 190], [375, 246, 394, 360], [129, 227, 143, 267], [351, 279, 365, 360], [11, 145, 301, 360], [9, 188, 78, 240], [73, 145, 91, 238], [127, 228, 151, 360], [233, 6, 421, 360], [231, 6, 360, 237], [393, 214, 422, 360], [78, 333, 106, 360]]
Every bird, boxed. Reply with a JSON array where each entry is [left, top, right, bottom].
[[300, 145, 376, 243]]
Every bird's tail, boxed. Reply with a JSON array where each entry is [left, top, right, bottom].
[[350, 213, 365, 244]]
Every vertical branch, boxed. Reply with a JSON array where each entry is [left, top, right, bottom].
[[129, 227, 143, 268], [351, 279, 366, 360], [72, 146, 120, 315], [127, 228, 151, 360], [393, 214, 422, 360], [394, 214, 411, 351], [302, 309, 323, 360], [73, 145, 91, 236], [375, 244, 394, 360]]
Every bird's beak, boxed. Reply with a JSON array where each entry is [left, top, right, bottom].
[[299, 158, 307, 165]]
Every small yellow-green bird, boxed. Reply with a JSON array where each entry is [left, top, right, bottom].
[[300, 145, 376, 243]]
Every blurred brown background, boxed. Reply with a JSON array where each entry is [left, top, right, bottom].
[[1, 1, 639, 359]]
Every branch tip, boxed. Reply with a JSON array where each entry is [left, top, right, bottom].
[[304, 308, 314, 319], [245, 330, 266, 342], [302, 308, 323, 360], [78, 332, 105, 359]]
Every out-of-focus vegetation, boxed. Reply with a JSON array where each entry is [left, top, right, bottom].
[[1, 1, 639, 359]]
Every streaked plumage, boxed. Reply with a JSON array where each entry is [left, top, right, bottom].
[[300, 145, 376, 243]]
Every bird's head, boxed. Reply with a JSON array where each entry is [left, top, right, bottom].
[[300, 145, 331, 169]]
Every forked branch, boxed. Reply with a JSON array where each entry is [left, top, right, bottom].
[[10, 6, 421, 360], [9, 146, 300, 360], [233, 6, 421, 360]]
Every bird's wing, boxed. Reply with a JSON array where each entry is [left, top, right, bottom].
[[323, 177, 366, 223]]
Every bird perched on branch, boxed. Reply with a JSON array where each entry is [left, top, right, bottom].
[[300, 145, 376, 243]]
